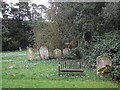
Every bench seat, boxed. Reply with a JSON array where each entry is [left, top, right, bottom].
[[60, 69, 84, 72], [58, 60, 84, 76]]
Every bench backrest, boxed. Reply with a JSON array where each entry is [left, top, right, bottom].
[[59, 60, 83, 69]]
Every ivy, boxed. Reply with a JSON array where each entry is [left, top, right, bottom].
[[80, 31, 120, 82]]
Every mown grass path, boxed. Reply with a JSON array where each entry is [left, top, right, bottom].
[[1, 51, 119, 88]]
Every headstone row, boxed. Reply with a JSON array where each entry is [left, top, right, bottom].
[[26, 46, 112, 76], [27, 46, 71, 60]]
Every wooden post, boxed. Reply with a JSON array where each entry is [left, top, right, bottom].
[[80, 62, 81, 68], [58, 62, 60, 76], [65, 61, 66, 68]]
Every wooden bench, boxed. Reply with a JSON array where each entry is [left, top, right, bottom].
[[58, 60, 84, 76]]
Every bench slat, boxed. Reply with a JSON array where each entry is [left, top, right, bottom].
[[60, 69, 84, 72]]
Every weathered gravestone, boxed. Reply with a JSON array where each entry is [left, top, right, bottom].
[[27, 47, 35, 61], [19, 47, 22, 51], [39, 46, 49, 59], [96, 55, 112, 76], [54, 49, 62, 59], [63, 48, 70, 56]]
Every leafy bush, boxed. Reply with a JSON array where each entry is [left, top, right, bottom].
[[79, 31, 120, 82]]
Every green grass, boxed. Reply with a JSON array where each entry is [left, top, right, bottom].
[[1, 51, 119, 88]]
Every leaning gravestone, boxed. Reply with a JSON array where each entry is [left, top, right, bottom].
[[54, 49, 61, 59], [63, 48, 70, 56], [96, 55, 112, 76], [27, 47, 35, 61], [39, 46, 49, 59]]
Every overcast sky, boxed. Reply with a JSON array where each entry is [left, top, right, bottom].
[[0, 0, 49, 18], [3, 0, 49, 7]]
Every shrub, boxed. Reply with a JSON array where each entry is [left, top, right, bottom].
[[78, 31, 120, 82]]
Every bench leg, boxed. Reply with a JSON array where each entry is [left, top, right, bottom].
[[58, 67, 60, 76], [58, 63, 60, 76], [58, 71, 60, 76]]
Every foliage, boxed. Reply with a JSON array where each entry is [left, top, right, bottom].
[[33, 18, 63, 51], [2, 18, 33, 50], [1, 1, 35, 51], [1, 1, 48, 51], [80, 31, 120, 81], [34, 2, 120, 82]]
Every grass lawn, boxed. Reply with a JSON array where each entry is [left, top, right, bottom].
[[1, 51, 119, 88]]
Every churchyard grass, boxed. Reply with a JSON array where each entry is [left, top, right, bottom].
[[1, 51, 119, 88]]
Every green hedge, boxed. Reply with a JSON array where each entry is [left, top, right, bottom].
[[78, 31, 120, 82]]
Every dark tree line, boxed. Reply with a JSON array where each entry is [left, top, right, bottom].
[[1, 1, 46, 51]]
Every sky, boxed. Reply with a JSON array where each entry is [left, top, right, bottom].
[[3, 0, 49, 7], [0, 0, 49, 18]]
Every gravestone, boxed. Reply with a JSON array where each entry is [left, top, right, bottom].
[[54, 49, 61, 59], [63, 48, 70, 56], [96, 55, 112, 75], [27, 47, 35, 61], [39, 46, 49, 59], [8, 64, 16, 69], [19, 47, 22, 51]]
